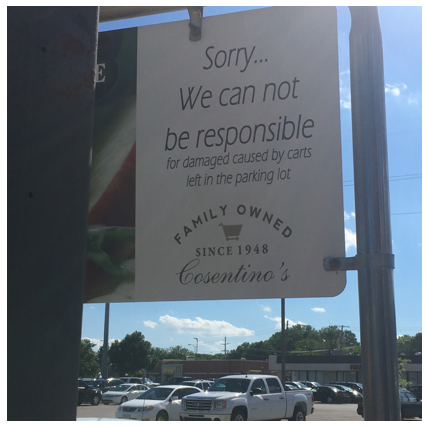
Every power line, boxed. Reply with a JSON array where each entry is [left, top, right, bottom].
[[343, 173, 421, 186]]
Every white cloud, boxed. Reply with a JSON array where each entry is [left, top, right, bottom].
[[311, 307, 326, 313], [345, 228, 357, 251], [344, 211, 355, 221], [339, 72, 352, 110], [158, 315, 254, 337], [261, 304, 271, 312], [264, 316, 306, 330], [144, 320, 157, 329], [385, 83, 407, 97]]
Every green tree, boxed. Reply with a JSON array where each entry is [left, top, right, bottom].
[[399, 357, 411, 387], [79, 339, 101, 378], [397, 333, 422, 356], [108, 331, 152, 376]]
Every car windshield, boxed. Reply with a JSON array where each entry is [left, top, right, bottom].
[[111, 384, 132, 392], [136, 387, 173, 401], [87, 380, 104, 388], [285, 384, 299, 390], [144, 378, 154, 384], [209, 378, 251, 393]]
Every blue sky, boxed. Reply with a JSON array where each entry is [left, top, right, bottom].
[[82, 6, 422, 356]]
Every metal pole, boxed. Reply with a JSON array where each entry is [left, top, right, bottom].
[[8, 6, 99, 420], [281, 298, 286, 386], [102, 303, 110, 379], [348, 6, 400, 421]]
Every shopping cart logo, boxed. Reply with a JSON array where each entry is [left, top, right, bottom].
[[218, 223, 243, 241]]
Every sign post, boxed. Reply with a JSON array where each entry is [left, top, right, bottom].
[[348, 6, 400, 421]]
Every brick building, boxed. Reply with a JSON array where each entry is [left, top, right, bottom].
[[151, 358, 271, 383]]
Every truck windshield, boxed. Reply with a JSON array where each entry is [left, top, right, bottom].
[[209, 378, 251, 393]]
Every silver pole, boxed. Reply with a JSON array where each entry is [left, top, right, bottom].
[[348, 6, 400, 420], [102, 303, 110, 379], [281, 298, 286, 386]]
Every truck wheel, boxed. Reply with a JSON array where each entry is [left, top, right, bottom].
[[290, 407, 306, 421], [231, 409, 247, 421]]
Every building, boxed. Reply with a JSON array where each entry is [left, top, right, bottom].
[[149, 354, 422, 386], [268, 354, 422, 386], [151, 358, 271, 383]]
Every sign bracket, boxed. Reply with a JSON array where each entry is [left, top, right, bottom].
[[187, 7, 203, 41], [324, 253, 395, 271]]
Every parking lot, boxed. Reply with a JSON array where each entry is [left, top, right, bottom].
[[77, 401, 364, 421]]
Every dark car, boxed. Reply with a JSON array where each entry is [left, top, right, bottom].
[[300, 381, 322, 389], [357, 390, 422, 420], [285, 381, 311, 390], [326, 384, 362, 403], [312, 385, 351, 404], [78, 379, 102, 406], [409, 385, 422, 400], [166, 376, 193, 385], [332, 381, 363, 394], [87, 378, 124, 393]]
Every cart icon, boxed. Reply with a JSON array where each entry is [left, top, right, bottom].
[[218, 223, 243, 241]]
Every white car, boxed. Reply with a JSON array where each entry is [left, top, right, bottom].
[[102, 383, 148, 405], [115, 385, 200, 421], [120, 377, 160, 388]]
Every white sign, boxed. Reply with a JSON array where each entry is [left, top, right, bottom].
[[136, 7, 345, 302]]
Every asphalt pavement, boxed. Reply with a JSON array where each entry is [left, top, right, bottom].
[[77, 401, 364, 421]]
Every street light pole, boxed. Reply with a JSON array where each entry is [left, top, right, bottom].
[[194, 338, 198, 360]]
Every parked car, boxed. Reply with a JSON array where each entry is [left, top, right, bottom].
[[180, 380, 214, 391], [115, 385, 201, 421], [165, 376, 193, 385], [331, 381, 363, 394], [312, 385, 351, 404], [87, 378, 124, 393], [102, 383, 149, 405], [326, 384, 362, 403], [78, 379, 102, 406], [119, 377, 160, 388], [286, 381, 311, 390], [357, 390, 422, 420], [102, 383, 148, 405], [409, 385, 422, 400], [300, 381, 322, 389]]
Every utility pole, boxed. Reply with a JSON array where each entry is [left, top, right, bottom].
[[102, 303, 110, 379], [281, 299, 286, 387], [338, 325, 350, 351], [223, 337, 229, 356]]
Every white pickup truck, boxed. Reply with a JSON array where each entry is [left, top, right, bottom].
[[179, 374, 314, 421]]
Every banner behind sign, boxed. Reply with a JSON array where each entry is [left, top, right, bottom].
[[135, 7, 346, 302]]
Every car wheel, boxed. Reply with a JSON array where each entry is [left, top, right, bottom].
[[120, 396, 128, 404], [290, 406, 306, 421], [156, 410, 169, 421], [91, 395, 100, 406], [231, 409, 247, 421], [326, 396, 333, 404]]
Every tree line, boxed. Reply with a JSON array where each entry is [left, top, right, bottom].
[[79, 327, 422, 378]]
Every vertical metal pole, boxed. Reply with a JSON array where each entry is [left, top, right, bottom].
[[8, 6, 98, 420], [281, 298, 286, 386], [102, 303, 110, 379], [348, 6, 400, 421]]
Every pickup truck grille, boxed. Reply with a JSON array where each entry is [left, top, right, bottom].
[[185, 399, 213, 411]]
